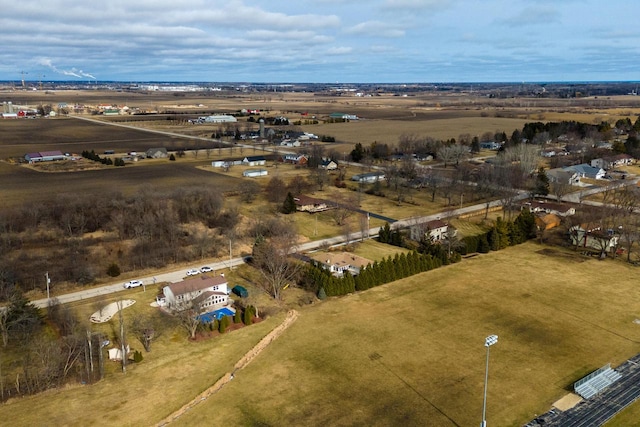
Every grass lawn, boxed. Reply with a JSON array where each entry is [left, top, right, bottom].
[[168, 243, 640, 427], [4, 243, 640, 426]]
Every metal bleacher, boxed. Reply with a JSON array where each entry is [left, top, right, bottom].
[[574, 364, 623, 399]]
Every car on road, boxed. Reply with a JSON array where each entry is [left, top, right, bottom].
[[200, 266, 213, 273], [123, 280, 143, 289], [186, 269, 200, 276]]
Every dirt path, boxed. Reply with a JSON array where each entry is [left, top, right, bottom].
[[156, 309, 299, 426]]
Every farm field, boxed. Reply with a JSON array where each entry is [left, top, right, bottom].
[[3, 243, 640, 426]]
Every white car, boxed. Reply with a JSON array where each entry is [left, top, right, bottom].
[[200, 266, 213, 273], [123, 280, 143, 289], [186, 269, 200, 276]]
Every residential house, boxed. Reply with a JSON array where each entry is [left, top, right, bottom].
[[351, 171, 385, 183], [163, 275, 229, 312], [242, 155, 267, 166], [591, 154, 634, 170], [546, 168, 580, 185], [145, 147, 168, 159], [319, 159, 338, 170], [294, 195, 332, 213], [564, 164, 606, 180], [521, 200, 576, 217], [329, 112, 358, 121], [281, 153, 308, 165], [310, 252, 371, 277], [569, 223, 619, 254], [409, 219, 450, 242]]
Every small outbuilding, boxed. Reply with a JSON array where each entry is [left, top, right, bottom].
[[243, 169, 268, 178]]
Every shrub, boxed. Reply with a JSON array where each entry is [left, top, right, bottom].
[[169, 153, 176, 161], [133, 350, 143, 363], [218, 315, 230, 333], [233, 310, 242, 324], [106, 263, 121, 277]]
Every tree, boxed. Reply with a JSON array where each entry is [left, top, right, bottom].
[[350, 143, 364, 162], [265, 176, 287, 204], [175, 298, 204, 340], [534, 167, 550, 197], [282, 192, 297, 214], [238, 180, 261, 204], [131, 313, 159, 352], [252, 232, 303, 300]]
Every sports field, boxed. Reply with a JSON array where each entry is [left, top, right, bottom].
[[3, 243, 640, 426]]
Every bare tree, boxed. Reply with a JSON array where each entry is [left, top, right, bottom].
[[328, 193, 358, 226], [252, 230, 302, 300], [131, 313, 160, 352], [175, 299, 204, 340]]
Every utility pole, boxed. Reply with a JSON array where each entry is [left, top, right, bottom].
[[45, 272, 50, 301], [229, 239, 233, 270]]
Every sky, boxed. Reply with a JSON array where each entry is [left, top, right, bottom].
[[1, 0, 639, 83]]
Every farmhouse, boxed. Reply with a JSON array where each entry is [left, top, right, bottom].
[[351, 171, 385, 183], [480, 141, 502, 150], [243, 169, 268, 178], [242, 155, 267, 166], [310, 252, 371, 277], [25, 150, 66, 163], [162, 275, 229, 312]]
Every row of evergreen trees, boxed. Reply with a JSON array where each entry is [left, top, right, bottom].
[[461, 211, 536, 254], [307, 251, 442, 298], [81, 150, 125, 166]]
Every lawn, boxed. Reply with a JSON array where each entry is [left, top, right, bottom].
[[168, 243, 640, 427], [4, 243, 640, 426]]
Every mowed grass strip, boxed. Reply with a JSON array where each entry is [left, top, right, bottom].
[[173, 243, 640, 426]]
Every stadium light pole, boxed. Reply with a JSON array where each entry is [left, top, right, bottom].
[[481, 334, 498, 427]]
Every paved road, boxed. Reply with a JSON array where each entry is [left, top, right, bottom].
[[31, 257, 245, 309]]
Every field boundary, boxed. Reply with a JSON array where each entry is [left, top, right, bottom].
[[156, 309, 299, 426]]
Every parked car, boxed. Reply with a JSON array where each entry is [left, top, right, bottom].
[[186, 269, 200, 276], [123, 280, 143, 289], [200, 266, 213, 273]]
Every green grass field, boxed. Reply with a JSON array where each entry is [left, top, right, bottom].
[[4, 242, 640, 426]]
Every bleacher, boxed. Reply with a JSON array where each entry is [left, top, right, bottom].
[[574, 364, 623, 399]]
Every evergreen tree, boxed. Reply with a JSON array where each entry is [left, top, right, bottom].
[[317, 287, 327, 300], [282, 192, 297, 214], [534, 167, 550, 196]]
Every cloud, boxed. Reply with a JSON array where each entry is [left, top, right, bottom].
[[382, 0, 452, 10], [326, 46, 353, 55], [346, 21, 405, 38], [499, 6, 560, 27]]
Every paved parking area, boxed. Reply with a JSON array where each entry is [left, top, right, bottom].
[[526, 353, 640, 426]]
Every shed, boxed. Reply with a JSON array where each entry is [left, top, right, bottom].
[[243, 169, 268, 178]]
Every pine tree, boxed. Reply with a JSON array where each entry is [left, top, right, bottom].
[[282, 192, 297, 214]]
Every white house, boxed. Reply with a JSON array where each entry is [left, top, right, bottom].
[[310, 252, 371, 277], [564, 164, 606, 180], [163, 275, 228, 312], [569, 223, 619, 254], [319, 159, 338, 170], [591, 154, 634, 170], [409, 219, 450, 242]]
